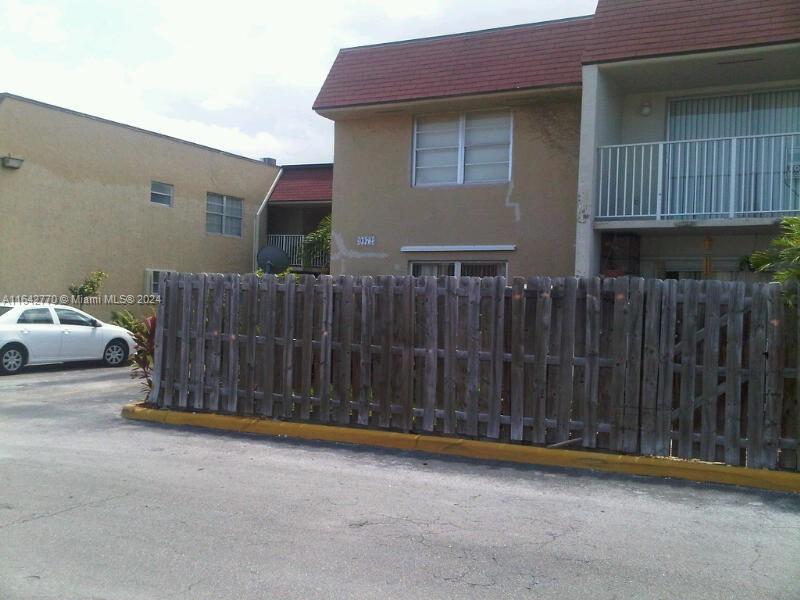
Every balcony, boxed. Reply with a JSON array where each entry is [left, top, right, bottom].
[[596, 133, 800, 222], [265, 234, 329, 270]]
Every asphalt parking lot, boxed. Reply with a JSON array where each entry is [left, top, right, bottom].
[[1, 364, 799, 599]]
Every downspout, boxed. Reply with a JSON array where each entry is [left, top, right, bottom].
[[254, 168, 283, 271]]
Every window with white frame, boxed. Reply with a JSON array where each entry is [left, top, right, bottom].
[[145, 269, 175, 295], [150, 181, 173, 206], [410, 261, 507, 278], [413, 110, 512, 186], [206, 193, 243, 236]]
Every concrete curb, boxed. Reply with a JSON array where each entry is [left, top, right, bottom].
[[122, 403, 800, 494]]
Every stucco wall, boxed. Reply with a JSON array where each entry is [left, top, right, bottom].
[[0, 97, 277, 319], [330, 99, 581, 278], [619, 78, 800, 145], [638, 230, 777, 281]]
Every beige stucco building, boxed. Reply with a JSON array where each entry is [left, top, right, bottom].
[[0, 94, 278, 318], [315, 0, 800, 281]]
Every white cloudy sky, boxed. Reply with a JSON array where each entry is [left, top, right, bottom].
[[0, 0, 597, 164]]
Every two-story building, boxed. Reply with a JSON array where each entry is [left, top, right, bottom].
[[0, 93, 279, 318], [314, 0, 800, 281]]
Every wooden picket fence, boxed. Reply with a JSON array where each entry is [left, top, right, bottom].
[[149, 272, 800, 471]]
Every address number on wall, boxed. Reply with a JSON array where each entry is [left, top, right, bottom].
[[356, 235, 376, 246]]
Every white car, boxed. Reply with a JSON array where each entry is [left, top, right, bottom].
[[0, 304, 137, 375]]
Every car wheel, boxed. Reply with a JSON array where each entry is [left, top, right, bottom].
[[0, 344, 26, 375], [103, 340, 128, 367]]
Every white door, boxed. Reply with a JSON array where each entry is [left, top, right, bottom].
[[54, 308, 105, 360], [16, 307, 62, 362]]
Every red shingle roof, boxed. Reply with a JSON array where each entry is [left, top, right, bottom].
[[269, 164, 333, 203], [314, 1, 800, 111], [313, 17, 593, 111], [584, 0, 800, 64]]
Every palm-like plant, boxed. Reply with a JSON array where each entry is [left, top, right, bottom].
[[301, 215, 331, 268], [750, 217, 800, 286]]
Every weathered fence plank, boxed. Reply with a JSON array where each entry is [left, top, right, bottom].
[[191, 273, 207, 410], [399, 276, 415, 431], [378, 276, 394, 428], [609, 277, 630, 452], [358, 276, 373, 426], [259, 275, 277, 417], [443, 276, 459, 435], [582, 277, 601, 448], [149, 271, 168, 405], [225, 274, 241, 413], [532, 277, 552, 444], [655, 278, 677, 456], [764, 282, 784, 468], [177, 273, 193, 409], [724, 281, 745, 465], [489, 276, 506, 440], [700, 280, 722, 461], [205, 274, 224, 412], [465, 277, 481, 437], [748, 284, 768, 468], [623, 278, 644, 454], [243, 273, 259, 415], [318, 275, 333, 423], [678, 279, 699, 459], [510, 277, 526, 441], [162, 271, 180, 408], [640, 278, 662, 455], [556, 277, 577, 443], [300, 274, 315, 420], [422, 276, 438, 432], [337, 275, 354, 424]]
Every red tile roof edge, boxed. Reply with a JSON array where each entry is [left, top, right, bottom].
[[268, 164, 333, 203], [583, 38, 800, 65]]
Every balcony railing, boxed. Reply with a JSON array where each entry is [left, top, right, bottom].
[[596, 132, 800, 220], [266, 234, 329, 269]]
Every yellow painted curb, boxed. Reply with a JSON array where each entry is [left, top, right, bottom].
[[121, 403, 800, 494]]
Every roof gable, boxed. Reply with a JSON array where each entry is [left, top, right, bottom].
[[313, 17, 592, 111]]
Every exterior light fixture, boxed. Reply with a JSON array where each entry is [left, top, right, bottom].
[[639, 101, 652, 117], [1, 154, 24, 169]]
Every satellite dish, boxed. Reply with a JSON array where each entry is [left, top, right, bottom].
[[257, 245, 290, 274]]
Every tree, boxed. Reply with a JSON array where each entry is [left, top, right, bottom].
[[750, 217, 800, 285], [300, 215, 331, 268], [68, 270, 107, 308]]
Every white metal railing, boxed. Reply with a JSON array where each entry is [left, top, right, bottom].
[[266, 234, 329, 269], [596, 132, 800, 220]]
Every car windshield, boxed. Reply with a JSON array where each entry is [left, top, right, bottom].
[[0, 306, 11, 317]]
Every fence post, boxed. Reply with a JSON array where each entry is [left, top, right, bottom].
[[764, 283, 784, 468], [509, 277, 526, 441], [149, 271, 168, 406], [422, 276, 438, 432], [358, 276, 373, 426], [724, 282, 745, 465]]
